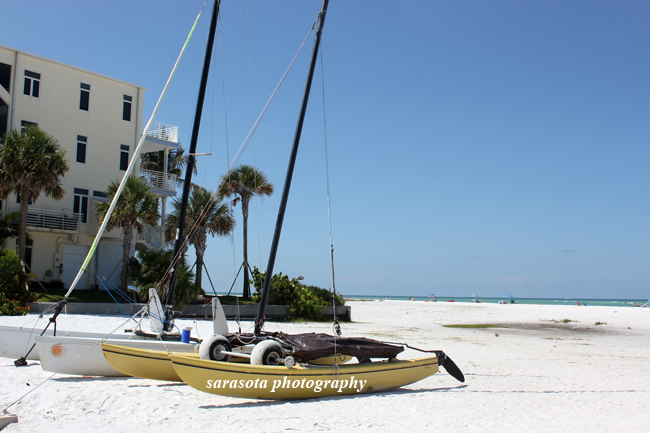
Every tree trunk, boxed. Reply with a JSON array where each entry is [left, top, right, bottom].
[[194, 230, 207, 291], [122, 223, 134, 291], [242, 196, 250, 298], [18, 189, 29, 261]]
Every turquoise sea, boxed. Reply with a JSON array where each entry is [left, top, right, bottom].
[[346, 295, 649, 308]]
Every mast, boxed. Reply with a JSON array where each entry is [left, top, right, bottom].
[[165, 0, 221, 331], [254, 0, 330, 336]]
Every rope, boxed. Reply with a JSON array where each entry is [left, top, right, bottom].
[[318, 37, 341, 342], [2, 307, 148, 414], [246, 0, 263, 270], [94, 271, 138, 324], [63, 1, 206, 298], [159, 17, 317, 312]]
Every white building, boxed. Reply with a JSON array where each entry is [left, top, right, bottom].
[[0, 45, 178, 290]]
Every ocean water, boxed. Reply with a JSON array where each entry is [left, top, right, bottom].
[[346, 295, 649, 308]]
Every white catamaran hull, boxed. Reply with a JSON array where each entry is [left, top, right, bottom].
[[35, 335, 197, 377], [0, 325, 140, 361]]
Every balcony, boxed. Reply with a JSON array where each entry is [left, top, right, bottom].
[[139, 169, 177, 197], [142, 122, 180, 153], [147, 122, 178, 143], [137, 224, 163, 249], [8, 207, 81, 233]]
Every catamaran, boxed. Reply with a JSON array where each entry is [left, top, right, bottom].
[[103, 0, 465, 399]]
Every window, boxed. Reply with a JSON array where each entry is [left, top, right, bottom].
[[73, 188, 89, 224], [25, 238, 33, 269], [0, 62, 11, 93], [76, 135, 87, 164], [21, 120, 36, 135], [16, 238, 33, 270], [123, 95, 132, 121], [80, 83, 90, 111], [16, 192, 34, 205], [0, 98, 7, 139], [23, 70, 40, 98], [119, 145, 129, 171]]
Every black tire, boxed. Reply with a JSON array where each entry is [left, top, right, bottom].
[[199, 335, 232, 362], [251, 340, 284, 365]]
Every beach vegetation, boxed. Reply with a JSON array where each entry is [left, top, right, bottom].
[[165, 186, 234, 292], [30, 288, 116, 303], [443, 324, 501, 329], [96, 176, 159, 291], [0, 249, 36, 315], [128, 248, 198, 309], [250, 267, 345, 321], [219, 165, 274, 298], [594, 322, 607, 326], [540, 319, 579, 324], [0, 125, 70, 262], [0, 212, 21, 249]]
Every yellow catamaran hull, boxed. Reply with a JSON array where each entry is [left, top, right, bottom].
[[101, 343, 191, 382], [101, 343, 355, 382], [170, 353, 439, 399]]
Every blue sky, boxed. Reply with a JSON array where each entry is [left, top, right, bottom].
[[2, 0, 648, 299]]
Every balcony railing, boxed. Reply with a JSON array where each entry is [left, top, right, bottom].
[[8, 207, 81, 232], [146, 122, 178, 143], [140, 169, 177, 192], [137, 224, 163, 248]]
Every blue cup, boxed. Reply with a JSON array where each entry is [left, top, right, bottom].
[[181, 327, 192, 343]]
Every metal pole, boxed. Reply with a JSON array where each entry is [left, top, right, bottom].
[[254, 0, 330, 336], [165, 0, 221, 330]]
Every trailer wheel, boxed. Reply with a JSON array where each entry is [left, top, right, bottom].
[[251, 340, 284, 365], [199, 335, 231, 362]]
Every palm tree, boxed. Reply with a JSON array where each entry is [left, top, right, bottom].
[[128, 248, 197, 310], [165, 186, 235, 292], [219, 165, 274, 298], [96, 175, 159, 291], [140, 146, 193, 189], [140, 146, 197, 247], [0, 212, 20, 250], [0, 125, 69, 261]]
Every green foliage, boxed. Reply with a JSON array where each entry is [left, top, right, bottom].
[[0, 212, 20, 248], [165, 186, 234, 291], [304, 284, 346, 307], [96, 175, 159, 291], [0, 125, 69, 261], [0, 249, 36, 315], [140, 146, 193, 188], [250, 267, 342, 321], [219, 165, 274, 298], [443, 324, 500, 329], [128, 248, 200, 310]]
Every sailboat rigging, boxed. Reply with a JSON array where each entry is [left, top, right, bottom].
[[0, 1, 216, 372], [103, 0, 466, 399], [164, 0, 221, 331]]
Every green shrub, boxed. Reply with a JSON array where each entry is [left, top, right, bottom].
[[250, 267, 341, 321], [0, 249, 36, 315], [304, 284, 346, 307], [128, 248, 199, 309]]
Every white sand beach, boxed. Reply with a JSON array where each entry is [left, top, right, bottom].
[[1, 300, 650, 432]]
